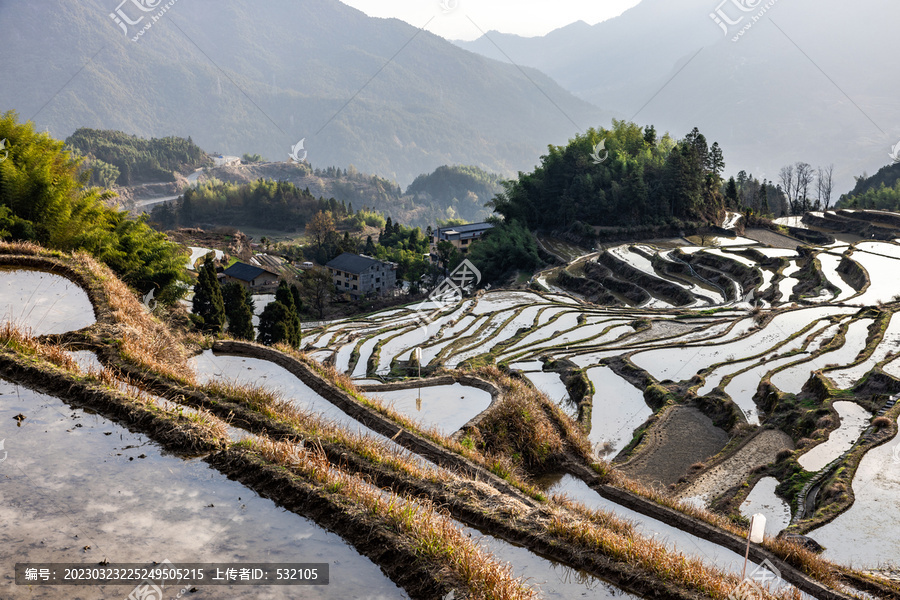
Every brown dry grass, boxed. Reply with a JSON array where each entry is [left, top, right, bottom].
[[69, 252, 194, 384], [251, 438, 536, 600], [204, 377, 442, 483]]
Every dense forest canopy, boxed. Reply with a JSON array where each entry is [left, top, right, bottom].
[[489, 121, 726, 232], [0, 112, 188, 301], [837, 162, 900, 210], [405, 165, 502, 224], [150, 178, 351, 232], [66, 128, 210, 186]]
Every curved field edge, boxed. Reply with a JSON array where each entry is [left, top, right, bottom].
[[0, 245, 884, 599]]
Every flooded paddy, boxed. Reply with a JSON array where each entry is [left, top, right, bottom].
[[797, 401, 872, 472], [0, 269, 95, 335], [739, 477, 792, 535], [770, 318, 873, 394], [539, 475, 791, 585], [0, 380, 408, 599], [808, 416, 900, 567], [586, 366, 653, 457], [465, 522, 640, 600], [367, 383, 492, 433], [829, 313, 900, 388]]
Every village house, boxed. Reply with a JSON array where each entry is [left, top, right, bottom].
[[430, 222, 493, 256], [326, 253, 397, 301], [222, 261, 280, 290]]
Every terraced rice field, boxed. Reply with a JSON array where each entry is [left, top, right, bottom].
[[310, 231, 900, 566]]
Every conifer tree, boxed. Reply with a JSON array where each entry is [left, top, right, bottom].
[[222, 281, 255, 340], [192, 256, 225, 332]]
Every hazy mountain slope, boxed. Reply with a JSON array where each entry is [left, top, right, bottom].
[[456, 0, 900, 194], [0, 0, 609, 186]]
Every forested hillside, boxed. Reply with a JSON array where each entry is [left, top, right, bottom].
[[490, 121, 726, 234], [66, 128, 210, 186], [837, 162, 900, 210], [0, 112, 187, 301], [405, 166, 503, 224]]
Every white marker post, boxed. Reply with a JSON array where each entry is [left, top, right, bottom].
[[413, 347, 422, 410], [742, 513, 767, 580]]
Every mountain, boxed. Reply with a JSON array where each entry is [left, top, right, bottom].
[[455, 0, 900, 194], [0, 0, 609, 186]]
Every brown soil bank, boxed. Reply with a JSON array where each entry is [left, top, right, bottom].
[[618, 405, 730, 489]]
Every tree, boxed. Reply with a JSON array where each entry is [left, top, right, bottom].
[[303, 267, 333, 319], [306, 210, 335, 249], [725, 177, 738, 208], [0, 111, 189, 302], [222, 282, 255, 340], [795, 162, 813, 213], [257, 280, 302, 347], [817, 164, 835, 210], [778, 165, 796, 213], [759, 183, 770, 215], [192, 256, 225, 332]]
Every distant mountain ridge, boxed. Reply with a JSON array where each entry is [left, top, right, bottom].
[[0, 0, 609, 186], [455, 0, 900, 195]]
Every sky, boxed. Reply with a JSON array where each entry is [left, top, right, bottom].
[[338, 0, 642, 41]]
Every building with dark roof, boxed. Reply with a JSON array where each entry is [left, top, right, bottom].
[[222, 261, 280, 290], [326, 253, 396, 300], [431, 222, 493, 255]]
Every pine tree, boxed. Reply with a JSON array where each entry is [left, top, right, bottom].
[[258, 280, 302, 347], [222, 282, 255, 340], [725, 177, 739, 208], [192, 256, 225, 332]]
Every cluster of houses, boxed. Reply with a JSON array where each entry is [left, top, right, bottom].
[[216, 222, 494, 301]]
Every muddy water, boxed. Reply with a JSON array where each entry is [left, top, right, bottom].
[[740, 477, 792, 534], [798, 401, 872, 472], [808, 416, 900, 567], [0, 380, 407, 599], [367, 383, 492, 433], [586, 367, 652, 458], [0, 269, 95, 335]]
